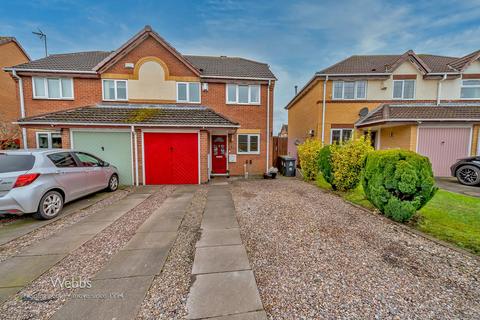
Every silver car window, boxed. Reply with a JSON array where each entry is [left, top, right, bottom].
[[75, 152, 102, 167], [47, 152, 77, 168], [0, 154, 35, 173]]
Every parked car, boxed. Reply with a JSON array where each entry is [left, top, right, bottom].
[[450, 156, 480, 186], [0, 149, 119, 219]]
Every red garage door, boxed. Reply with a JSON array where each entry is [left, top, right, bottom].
[[144, 132, 198, 184]]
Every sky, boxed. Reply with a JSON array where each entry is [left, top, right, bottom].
[[1, 0, 480, 133]]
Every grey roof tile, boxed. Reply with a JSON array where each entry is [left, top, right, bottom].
[[12, 51, 111, 71], [18, 104, 239, 127], [356, 103, 480, 127]]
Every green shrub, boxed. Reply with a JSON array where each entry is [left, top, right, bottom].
[[331, 136, 373, 191], [315, 172, 332, 190], [317, 145, 334, 185], [297, 139, 322, 180], [362, 149, 437, 222]]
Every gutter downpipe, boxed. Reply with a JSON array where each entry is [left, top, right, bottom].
[[266, 79, 271, 172], [131, 125, 139, 186], [321, 75, 328, 146], [11, 69, 27, 149], [437, 74, 447, 105]]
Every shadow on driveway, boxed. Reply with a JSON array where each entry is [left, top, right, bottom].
[[436, 177, 480, 198]]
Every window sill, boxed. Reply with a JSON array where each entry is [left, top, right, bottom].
[[33, 97, 74, 101], [227, 103, 261, 106], [237, 152, 261, 155], [176, 101, 201, 104], [102, 99, 129, 102]]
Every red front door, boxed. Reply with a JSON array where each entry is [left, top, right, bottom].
[[212, 135, 227, 174], [144, 132, 198, 184]]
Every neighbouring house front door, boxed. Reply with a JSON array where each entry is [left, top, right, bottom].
[[212, 135, 227, 174]]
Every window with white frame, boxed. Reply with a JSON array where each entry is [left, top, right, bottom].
[[237, 134, 260, 154], [33, 77, 73, 99], [177, 82, 200, 103], [393, 80, 415, 99], [330, 128, 353, 144], [102, 79, 127, 101], [332, 81, 366, 100], [226, 84, 260, 104], [36, 132, 62, 149], [461, 79, 480, 99]]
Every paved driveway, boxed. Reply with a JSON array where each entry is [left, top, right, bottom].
[[232, 178, 480, 319], [436, 177, 480, 198]]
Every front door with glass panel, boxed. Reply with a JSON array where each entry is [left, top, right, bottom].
[[212, 135, 227, 174]]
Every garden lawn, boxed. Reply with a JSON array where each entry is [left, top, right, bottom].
[[315, 174, 480, 254], [416, 190, 480, 254]]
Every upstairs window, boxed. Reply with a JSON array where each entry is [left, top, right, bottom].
[[226, 84, 261, 104], [332, 81, 366, 100], [102, 79, 127, 101], [461, 79, 480, 99], [33, 77, 73, 99], [177, 82, 200, 103], [393, 80, 415, 99]]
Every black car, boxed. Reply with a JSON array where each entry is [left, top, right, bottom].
[[450, 156, 480, 186]]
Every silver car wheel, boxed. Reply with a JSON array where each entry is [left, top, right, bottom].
[[109, 175, 118, 190], [42, 193, 62, 217]]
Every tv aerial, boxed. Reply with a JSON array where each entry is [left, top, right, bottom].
[[32, 28, 48, 57]]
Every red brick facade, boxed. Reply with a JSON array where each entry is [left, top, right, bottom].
[[15, 32, 275, 184]]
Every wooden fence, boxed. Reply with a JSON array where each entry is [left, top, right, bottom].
[[272, 136, 288, 167]]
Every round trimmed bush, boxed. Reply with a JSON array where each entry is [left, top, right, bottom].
[[362, 149, 437, 222], [297, 139, 322, 181], [317, 145, 334, 185]]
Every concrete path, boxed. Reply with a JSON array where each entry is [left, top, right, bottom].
[[436, 177, 480, 198], [0, 191, 114, 246], [0, 192, 150, 304], [186, 185, 266, 320], [51, 186, 196, 320]]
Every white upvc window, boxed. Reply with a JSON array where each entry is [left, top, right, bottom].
[[332, 81, 367, 100], [102, 79, 128, 101], [176, 82, 201, 103], [330, 128, 353, 144], [393, 80, 415, 99], [36, 132, 62, 149], [460, 79, 480, 99], [32, 77, 74, 99], [226, 84, 261, 105], [237, 134, 260, 154]]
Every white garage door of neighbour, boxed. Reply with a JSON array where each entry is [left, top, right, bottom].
[[417, 127, 471, 177]]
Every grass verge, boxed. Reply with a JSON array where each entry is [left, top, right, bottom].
[[313, 173, 480, 255]]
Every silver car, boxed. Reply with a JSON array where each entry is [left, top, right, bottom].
[[0, 149, 119, 219]]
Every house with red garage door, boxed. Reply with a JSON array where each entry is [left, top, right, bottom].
[[4, 26, 276, 185]]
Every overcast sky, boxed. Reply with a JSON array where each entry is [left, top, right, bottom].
[[1, 0, 480, 133]]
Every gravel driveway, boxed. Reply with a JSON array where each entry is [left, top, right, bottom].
[[232, 178, 480, 319]]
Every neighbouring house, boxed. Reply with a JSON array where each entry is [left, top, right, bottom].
[[4, 26, 276, 185], [286, 49, 480, 176], [278, 124, 288, 137], [0, 36, 29, 148]]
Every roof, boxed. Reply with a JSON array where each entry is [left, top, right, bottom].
[[12, 51, 111, 72], [318, 50, 479, 74], [185, 55, 276, 79], [8, 26, 275, 79], [17, 104, 240, 128], [355, 103, 480, 127], [0, 36, 30, 61]]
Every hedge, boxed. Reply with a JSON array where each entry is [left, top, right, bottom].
[[297, 139, 322, 180], [362, 149, 437, 222], [317, 145, 334, 185]]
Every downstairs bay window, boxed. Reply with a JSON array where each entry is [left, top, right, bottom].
[[237, 134, 260, 154]]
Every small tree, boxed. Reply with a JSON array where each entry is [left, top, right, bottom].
[[362, 149, 437, 222], [317, 144, 335, 185], [331, 135, 373, 191], [297, 139, 322, 181], [0, 122, 20, 150]]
